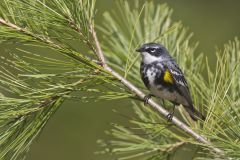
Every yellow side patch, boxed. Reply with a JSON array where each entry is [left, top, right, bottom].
[[164, 70, 174, 84]]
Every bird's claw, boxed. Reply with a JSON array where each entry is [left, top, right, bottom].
[[166, 113, 173, 122], [143, 94, 153, 105]]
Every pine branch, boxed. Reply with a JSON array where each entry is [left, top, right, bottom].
[[85, 4, 223, 154], [90, 25, 107, 67], [0, 1, 127, 159], [88, 17, 223, 155], [0, 17, 101, 66], [0, 17, 59, 48], [1, 1, 239, 159]]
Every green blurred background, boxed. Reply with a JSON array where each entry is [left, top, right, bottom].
[[27, 0, 240, 159]]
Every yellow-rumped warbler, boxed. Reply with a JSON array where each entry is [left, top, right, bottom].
[[136, 43, 205, 121]]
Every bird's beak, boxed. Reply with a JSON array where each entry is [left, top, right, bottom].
[[136, 47, 144, 53]]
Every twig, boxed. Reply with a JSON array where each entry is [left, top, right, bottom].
[[165, 141, 185, 152], [0, 18, 60, 49], [68, 19, 97, 54], [90, 25, 107, 67], [90, 24, 224, 154], [0, 16, 223, 155], [9, 95, 61, 124], [0, 17, 100, 65]]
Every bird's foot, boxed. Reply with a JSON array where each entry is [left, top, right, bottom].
[[166, 113, 174, 122], [166, 105, 176, 122], [143, 94, 154, 105]]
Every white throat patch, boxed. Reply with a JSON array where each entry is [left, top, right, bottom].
[[141, 52, 161, 64]]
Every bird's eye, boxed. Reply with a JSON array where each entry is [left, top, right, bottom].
[[148, 48, 156, 53]]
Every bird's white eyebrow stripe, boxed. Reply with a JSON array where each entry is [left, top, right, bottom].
[[145, 46, 159, 50]]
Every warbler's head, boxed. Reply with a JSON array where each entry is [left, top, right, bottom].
[[136, 43, 170, 64]]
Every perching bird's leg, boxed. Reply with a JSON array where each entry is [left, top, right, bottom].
[[143, 94, 154, 105], [166, 104, 176, 122]]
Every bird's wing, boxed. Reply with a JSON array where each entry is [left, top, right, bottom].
[[166, 61, 193, 106]]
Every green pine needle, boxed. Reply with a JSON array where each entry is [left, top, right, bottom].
[[0, 0, 239, 160]]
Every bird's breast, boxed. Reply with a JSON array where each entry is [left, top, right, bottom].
[[140, 62, 162, 89], [140, 62, 189, 106]]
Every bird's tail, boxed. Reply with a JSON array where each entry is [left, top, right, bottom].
[[184, 105, 205, 121]]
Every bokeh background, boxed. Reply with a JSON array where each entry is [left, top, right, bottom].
[[27, 0, 240, 159]]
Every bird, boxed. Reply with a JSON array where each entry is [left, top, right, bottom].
[[136, 42, 205, 121]]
